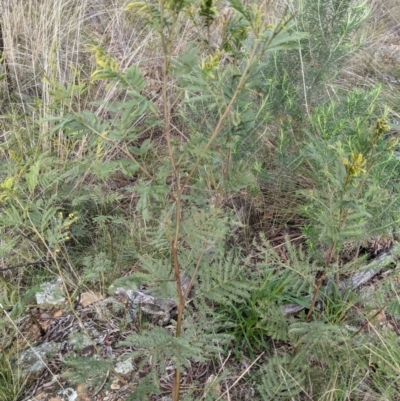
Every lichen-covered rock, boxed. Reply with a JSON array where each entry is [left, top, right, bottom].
[[114, 357, 135, 376], [113, 287, 176, 325], [55, 387, 78, 401], [112, 275, 190, 326], [18, 342, 64, 379], [36, 277, 65, 305]]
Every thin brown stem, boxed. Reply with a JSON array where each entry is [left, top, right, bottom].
[[162, 11, 295, 401], [306, 233, 338, 321], [305, 273, 325, 321], [158, 3, 184, 400], [172, 185, 184, 338], [352, 305, 386, 338], [184, 247, 207, 300]]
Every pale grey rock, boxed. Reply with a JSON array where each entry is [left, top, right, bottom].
[[111, 275, 190, 325], [114, 357, 135, 375], [18, 342, 63, 379], [56, 388, 78, 401], [36, 277, 65, 305]]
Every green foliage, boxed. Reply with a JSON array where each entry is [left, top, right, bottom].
[[125, 372, 159, 401], [49, 85, 156, 164], [61, 3, 310, 397], [290, 321, 351, 361], [321, 281, 360, 324], [255, 236, 317, 305], [387, 295, 400, 320], [300, 88, 400, 257], [364, 333, 400, 399], [0, 166, 77, 260], [195, 249, 250, 305], [119, 320, 231, 398], [0, 280, 20, 315], [215, 238, 315, 358], [264, 0, 369, 118], [199, 0, 217, 30], [62, 355, 111, 390], [257, 353, 306, 401], [0, 352, 24, 401], [81, 252, 113, 286], [216, 291, 288, 359], [296, 0, 369, 88], [120, 323, 222, 370], [2, 0, 400, 400]]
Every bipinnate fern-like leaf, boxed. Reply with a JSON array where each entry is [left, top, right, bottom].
[[180, 207, 230, 251], [258, 353, 306, 400], [196, 250, 250, 305], [119, 318, 230, 399], [258, 300, 289, 341], [289, 321, 350, 362], [63, 356, 110, 389], [387, 296, 400, 320], [125, 372, 160, 401], [126, 371, 160, 401], [255, 234, 316, 304], [119, 325, 207, 371]]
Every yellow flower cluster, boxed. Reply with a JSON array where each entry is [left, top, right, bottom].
[[372, 118, 390, 146], [201, 51, 221, 80], [340, 153, 366, 177], [374, 118, 390, 137], [55, 212, 79, 253]]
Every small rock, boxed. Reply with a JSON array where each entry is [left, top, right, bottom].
[[79, 291, 104, 307], [18, 342, 63, 379], [36, 277, 65, 305], [56, 388, 78, 401], [110, 379, 121, 390], [114, 357, 135, 375]]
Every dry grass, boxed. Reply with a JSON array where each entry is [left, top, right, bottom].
[[1, 0, 154, 123], [343, 0, 400, 86], [2, 0, 399, 106]]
